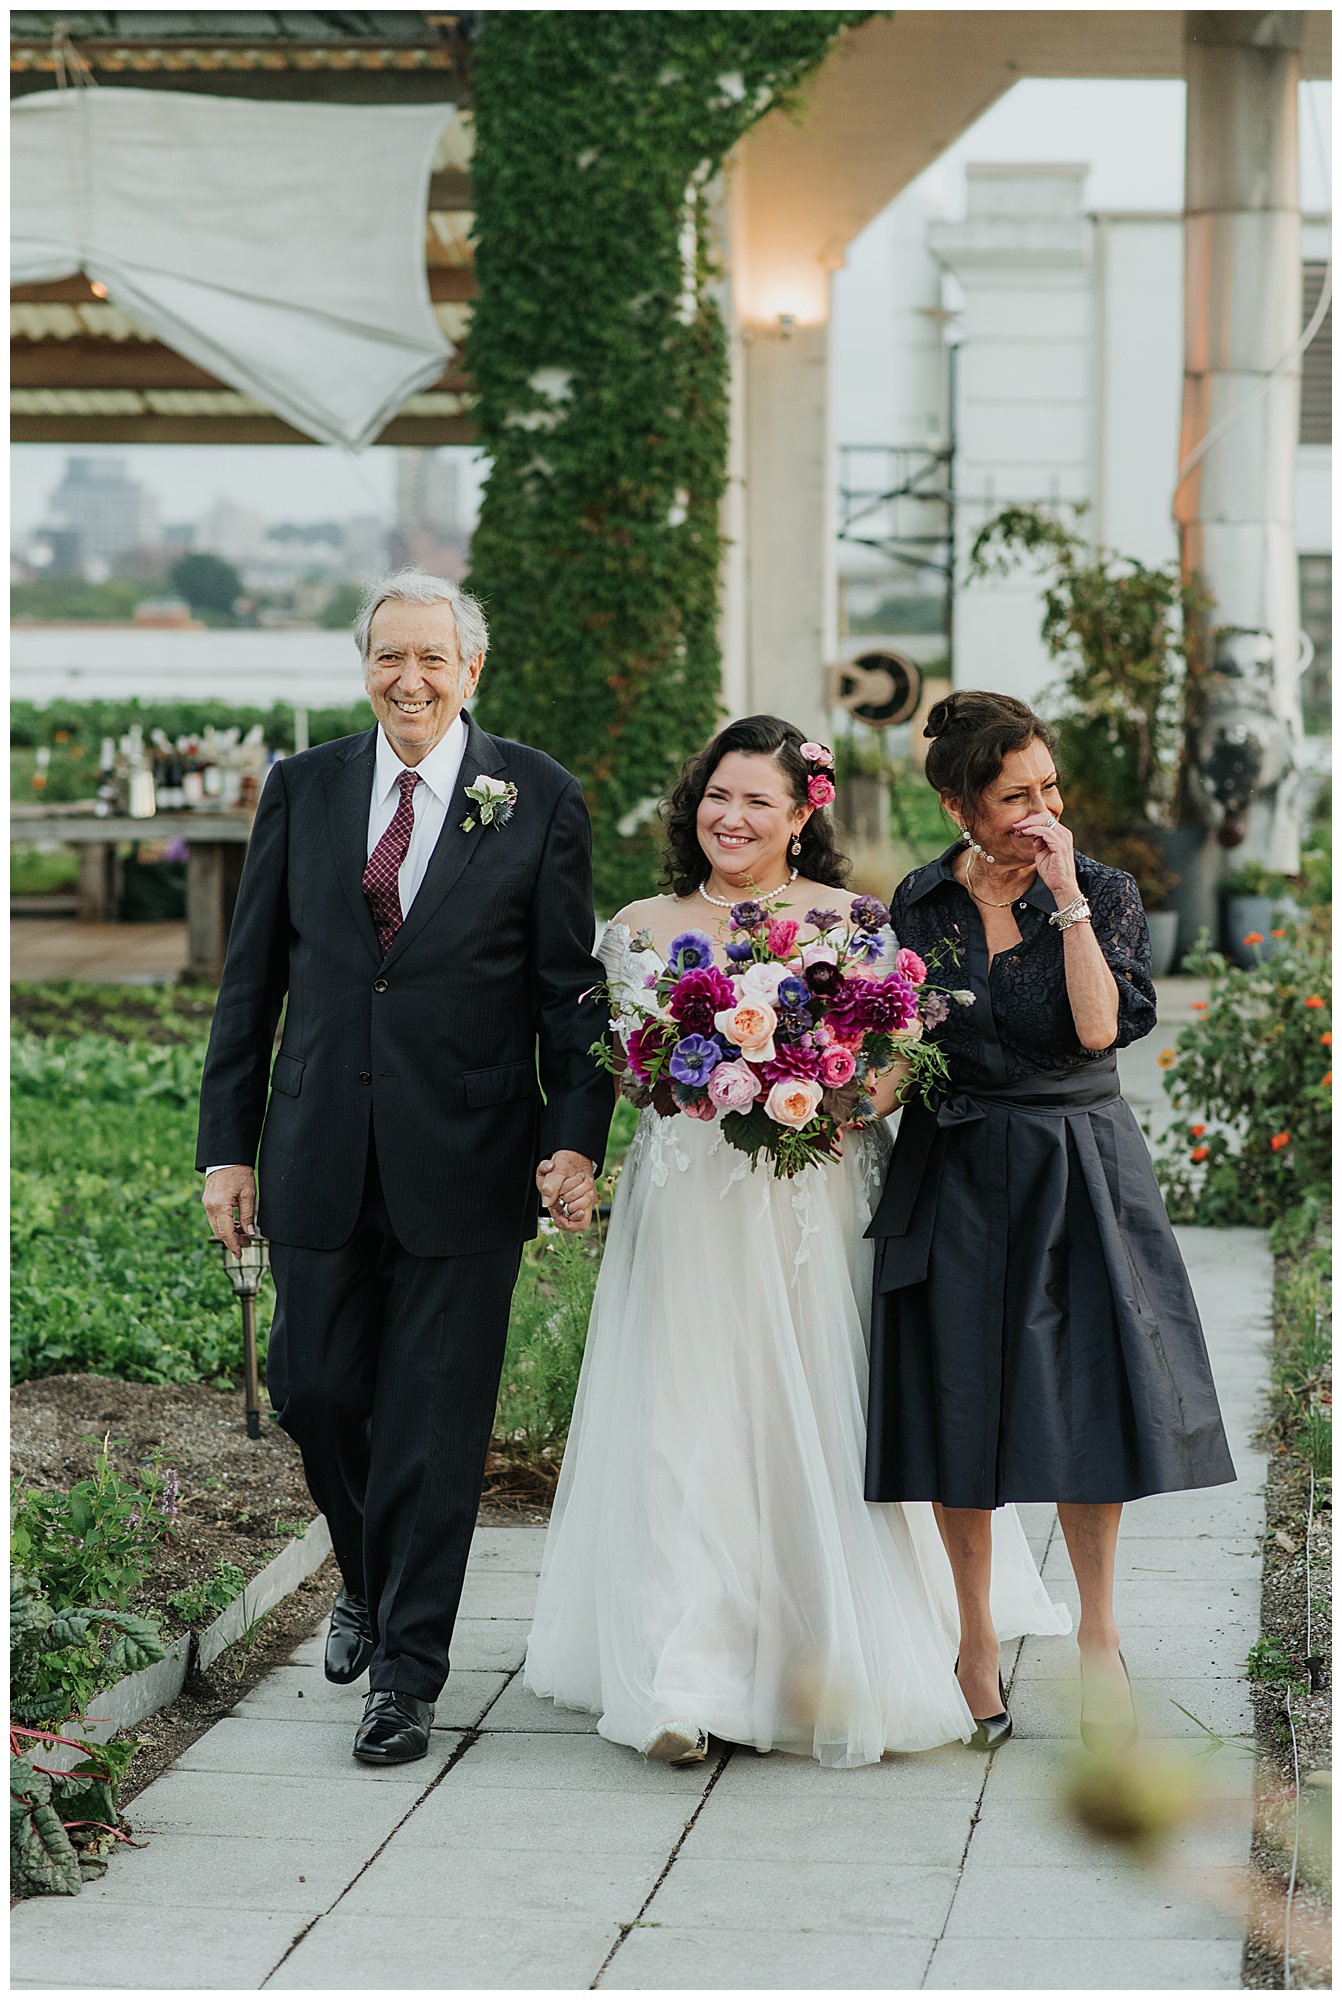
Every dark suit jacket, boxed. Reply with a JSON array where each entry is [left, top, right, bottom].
[[195, 713, 613, 1258]]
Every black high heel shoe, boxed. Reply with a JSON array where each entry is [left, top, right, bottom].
[[956, 1656, 1013, 1752], [1080, 1648, 1138, 1753]]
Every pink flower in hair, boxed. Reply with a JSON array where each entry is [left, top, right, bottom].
[[799, 741, 833, 766], [807, 774, 836, 808]]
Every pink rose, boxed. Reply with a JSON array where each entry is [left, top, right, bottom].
[[799, 741, 833, 766], [895, 947, 928, 985], [818, 1045, 856, 1087], [707, 1059, 764, 1113], [807, 774, 836, 808], [766, 918, 799, 959], [713, 1000, 778, 1062], [763, 1076, 824, 1130]]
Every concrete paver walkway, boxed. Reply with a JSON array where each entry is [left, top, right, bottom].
[[12, 997, 1269, 1992]]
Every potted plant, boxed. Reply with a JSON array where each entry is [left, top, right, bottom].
[[968, 506, 1206, 977], [1219, 859, 1300, 968]]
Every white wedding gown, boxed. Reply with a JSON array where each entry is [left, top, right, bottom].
[[524, 921, 1071, 1767]]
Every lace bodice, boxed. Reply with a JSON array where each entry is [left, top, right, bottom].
[[891, 848, 1157, 1088]]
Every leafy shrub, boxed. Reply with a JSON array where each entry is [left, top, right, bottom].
[[1157, 926, 1331, 1226], [1265, 1192, 1332, 1493], [10, 1571, 164, 1734], [11, 1440, 173, 1613], [167, 1560, 247, 1625], [494, 1229, 601, 1469], [12, 1029, 263, 1386], [11, 1728, 140, 1898]]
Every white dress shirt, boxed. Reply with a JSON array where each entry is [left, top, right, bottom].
[[368, 713, 468, 914]]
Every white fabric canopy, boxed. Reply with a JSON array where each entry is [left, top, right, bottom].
[[12, 87, 455, 451]]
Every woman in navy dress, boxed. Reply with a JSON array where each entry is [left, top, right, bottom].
[[866, 691, 1235, 1748]]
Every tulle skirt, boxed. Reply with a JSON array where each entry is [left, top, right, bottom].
[[524, 1108, 1071, 1767]]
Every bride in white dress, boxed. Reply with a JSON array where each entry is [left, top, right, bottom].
[[525, 716, 1069, 1768]]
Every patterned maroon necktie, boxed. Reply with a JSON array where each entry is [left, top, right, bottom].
[[362, 768, 420, 956]]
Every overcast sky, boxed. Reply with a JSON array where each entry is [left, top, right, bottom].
[[10, 77, 1331, 541]]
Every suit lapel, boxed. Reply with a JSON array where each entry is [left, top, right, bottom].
[[324, 728, 381, 964], [380, 711, 507, 970]]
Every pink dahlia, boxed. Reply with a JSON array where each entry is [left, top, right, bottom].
[[760, 1042, 822, 1088]]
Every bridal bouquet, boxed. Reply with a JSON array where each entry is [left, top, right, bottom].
[[601, 896, 971, 1178]]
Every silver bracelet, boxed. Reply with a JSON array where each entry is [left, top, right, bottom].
[[1050, 894, 1092, 932]]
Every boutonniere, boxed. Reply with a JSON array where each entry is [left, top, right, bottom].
[[461, 774, 519, 833]]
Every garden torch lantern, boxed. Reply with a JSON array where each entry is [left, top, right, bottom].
[[216, 1233, 270, 1440]]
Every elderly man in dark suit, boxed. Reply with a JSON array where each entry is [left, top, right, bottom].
[[198, 569, 612, 1764]]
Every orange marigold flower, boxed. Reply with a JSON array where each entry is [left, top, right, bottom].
[[1322, 1032, 1333, 1047], [1271, 928, 1287, 939], [1304, 996, 1324, 1009], [1157, 1048, 1176, 1070], [1191, 1145, 1210, 1163], [1188, 1123, 1206, 1137], [1191, 1000, 1208, 1011], [1323, 1072, 1332, 1089], [1270, 1131, 1291, 1151], [1243, 932, 1264, 946]]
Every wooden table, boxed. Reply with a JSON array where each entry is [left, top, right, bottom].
[[11, 808, 253, 982]]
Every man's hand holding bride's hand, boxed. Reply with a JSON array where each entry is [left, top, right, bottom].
[[537, 1150, 598, 1233]]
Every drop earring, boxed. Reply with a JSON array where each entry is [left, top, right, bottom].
[[957, 822, 995, 866], [790, 834, 802, 859]]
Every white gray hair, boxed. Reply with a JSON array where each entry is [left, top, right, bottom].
[[354, 568, 489, 668]]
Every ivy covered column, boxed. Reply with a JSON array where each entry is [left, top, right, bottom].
[[467, 11, 862, 912]]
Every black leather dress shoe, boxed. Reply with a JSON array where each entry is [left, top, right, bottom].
[[324, 1588, 375, 1685], [353, 1690, 435, 1765]]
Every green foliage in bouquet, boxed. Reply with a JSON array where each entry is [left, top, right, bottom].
[[467, 11, 867, 911], [1157, 926, 1332, 1227]]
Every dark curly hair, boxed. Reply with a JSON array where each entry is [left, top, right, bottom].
[[660, 714, 851, 897], [922, 689, 1057, 821]]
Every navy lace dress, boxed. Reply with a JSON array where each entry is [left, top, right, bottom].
[[864, 844, 1235, 1509]]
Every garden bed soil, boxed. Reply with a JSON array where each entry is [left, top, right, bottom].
[[11, 1376, 550, 1807]]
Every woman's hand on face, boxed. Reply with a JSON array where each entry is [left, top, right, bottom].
[[1012, 812, 1080, 902]]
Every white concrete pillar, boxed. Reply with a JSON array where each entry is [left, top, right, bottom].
[[931, 166, 1094, 705], [738, 318, 835, 733], [1177, 11, 1304, 871]]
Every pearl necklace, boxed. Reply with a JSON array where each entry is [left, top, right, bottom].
[[698, 867, 798, 911]]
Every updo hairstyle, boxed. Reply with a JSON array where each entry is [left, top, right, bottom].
[[661, 714, 851, 897], [922, 690, 1057, 825]]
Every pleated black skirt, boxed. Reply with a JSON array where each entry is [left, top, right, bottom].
[[863, 1059, 1237, 1508]]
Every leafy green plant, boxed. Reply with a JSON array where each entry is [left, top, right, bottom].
[[967, 505, 1206, 906], [468, 11, 866, 911], [494, 1228, 603, 1469], [12, 1028, 266, 1386], [1220, 860, 1290, 898], [10, 1571, 164, 1733], [166, 1561, 246, 1626], [10, 1729, 140, 1898], [1156, 926, 1331, 1226], [1246, 1633, 1312, 1700], [11, 1443, 172, 1615]]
